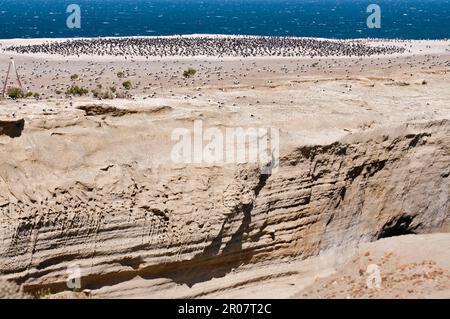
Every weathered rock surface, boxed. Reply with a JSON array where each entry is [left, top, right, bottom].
[[0, 115, 449, 297], [0, 279, 23, 299]]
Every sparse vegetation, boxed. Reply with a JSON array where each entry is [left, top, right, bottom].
[[89, 84, 130, 100], [33, 92, 40, 99], [91, 88, 115, 100], [66, 85, 89, 96], [183, 67, 197, 78], [26, 92, 34, 98], [122, 81, 132, 90], [117, 71, 125, 78], [70, 74, 79, 81], [7, 87, 25, 99], [30, 288, 52, 299]]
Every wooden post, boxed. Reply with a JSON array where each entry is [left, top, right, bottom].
[[2, 58, 23, 98]]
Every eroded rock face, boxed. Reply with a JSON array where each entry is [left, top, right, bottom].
[[0, 119, 25, 138], [0, 119, 449, 295], [0, 279, 23, 299]]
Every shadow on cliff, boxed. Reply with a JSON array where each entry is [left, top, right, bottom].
[[74, 173, 272, 291], [0, 119, 25, 138]]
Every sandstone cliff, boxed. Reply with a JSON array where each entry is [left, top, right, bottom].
[[0, 113, 448, 297]]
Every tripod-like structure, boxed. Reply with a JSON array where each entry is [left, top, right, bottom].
[[2, 58, 23, 98]]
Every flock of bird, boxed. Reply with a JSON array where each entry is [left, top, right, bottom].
[[4, 36, 406, 58]]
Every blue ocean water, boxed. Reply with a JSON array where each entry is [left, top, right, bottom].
[[0, 0, 449, 39]]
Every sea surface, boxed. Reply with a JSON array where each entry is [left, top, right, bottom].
[[0, 0, 449, 39]]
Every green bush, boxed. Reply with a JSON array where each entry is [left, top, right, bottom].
[[66, 85, 89, 96], [7, 87, 24, 99], [117, 71, 125, 78], [183, 67, 197, 78], [122, 81, 132, 90], [70, 74, 79, 81]]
